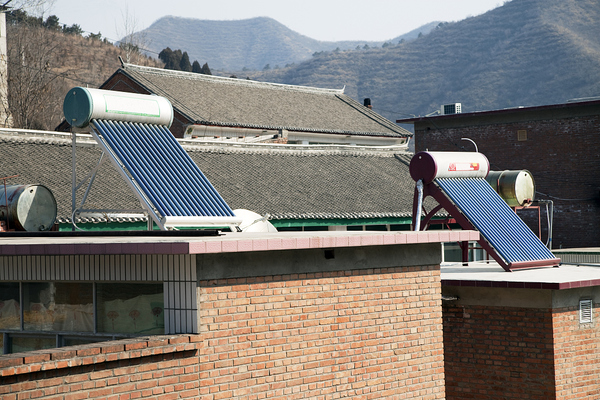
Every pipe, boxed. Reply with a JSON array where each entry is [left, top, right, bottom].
[[415, 179, 423, 231], [537, 199, 554, 249]]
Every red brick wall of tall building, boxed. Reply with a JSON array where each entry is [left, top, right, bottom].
[[414, 113, 600, 248], [553, 306, 600, 399], [442, 304, 555, 400]]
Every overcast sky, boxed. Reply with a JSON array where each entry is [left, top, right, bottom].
[[44, 0, 504, 43]]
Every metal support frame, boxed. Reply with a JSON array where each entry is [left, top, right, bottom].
[[0, 174, 17, 231], [412, 180, 559, 272], [71, 127, 150, 230]]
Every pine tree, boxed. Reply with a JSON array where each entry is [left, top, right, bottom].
[[192, 60, 202, 73], [201, 63, 211, 75], [179, 51, 192, 72]]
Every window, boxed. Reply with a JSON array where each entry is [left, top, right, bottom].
[[11, 335, 56, 353], [97, 283, 164, 334], [23, 283, 93, 332], [0, 282, 165, 354], [0, 283, 20, 330]]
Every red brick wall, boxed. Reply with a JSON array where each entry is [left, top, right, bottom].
[[199, 266, 446, 399], [1, 265, 446, 399], [414, 115, 600, 248], [553, 306, 600, 399], [0, 335, 202, 400], [443, 304, 555, 400]]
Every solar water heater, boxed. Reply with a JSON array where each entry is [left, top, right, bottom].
[[410, 151, 560, 271], [64, 87, 242, 231]]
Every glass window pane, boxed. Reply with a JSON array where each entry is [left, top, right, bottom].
[[63, 336, 110, 347], [11, 335, 56, 353], [97, 284, 164, 334], [0, 283, 20, 330], [23, 283, 93, 332]]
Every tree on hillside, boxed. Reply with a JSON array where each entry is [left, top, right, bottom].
[[200, 63, 211, 75], [87, 31, 102, 41], [158, 47, 179, 69], [192, 60, 201, 73], [2, 23, 71, 129], [117, 7, 149, 64], [158, 47, 211, 75], [62, 23, 83, 36], [179, 51, 192, 72], [42, 15, 59, 31]]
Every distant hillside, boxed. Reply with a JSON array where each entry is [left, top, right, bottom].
[[138, 16, 439, 71], [245, 0, 600, 120], [4, 23, 160, 130], [390, 21, 443, 43]]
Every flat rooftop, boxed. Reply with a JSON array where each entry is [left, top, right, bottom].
[[442, 261, 600, 290]]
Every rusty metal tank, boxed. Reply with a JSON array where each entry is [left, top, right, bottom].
[[0, 184, 57, 231], [485, 170, 535, 207]]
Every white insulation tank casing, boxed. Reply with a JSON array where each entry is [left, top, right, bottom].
[[409, 151, 490, 183], [63, 87, 174, 128]]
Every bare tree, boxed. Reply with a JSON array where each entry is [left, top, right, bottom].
[[116, 7, 149, 64], [2, 22, 70, 129]]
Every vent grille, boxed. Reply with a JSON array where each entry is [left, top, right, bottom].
[[580, 299, 593, 324]]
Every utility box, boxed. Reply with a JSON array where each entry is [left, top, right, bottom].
[[441, 103, 462, 115]]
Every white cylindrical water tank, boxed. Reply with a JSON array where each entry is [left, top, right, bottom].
[[63, 87, 174, 128], [410, 151, 490, 183]]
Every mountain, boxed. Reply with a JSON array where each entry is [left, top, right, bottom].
[[137, 16, 439, 71], [244, 0, 600, 120]]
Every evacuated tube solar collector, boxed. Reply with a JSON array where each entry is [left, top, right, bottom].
[[410, 151, 559, 271], [64, 87, 242, 231]]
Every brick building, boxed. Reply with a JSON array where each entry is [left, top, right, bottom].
[[0, 229, 477, 399], [441, 262, 600, 400], [397, 99, 600, 248]]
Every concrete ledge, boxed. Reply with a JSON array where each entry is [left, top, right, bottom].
[[441, 262, 600, 290], [0, 230, 479, 256], [198, 242, 444, 280]]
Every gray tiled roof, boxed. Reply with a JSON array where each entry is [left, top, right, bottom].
[[114, 64, 411, 138], [0, 132, 420, 224]]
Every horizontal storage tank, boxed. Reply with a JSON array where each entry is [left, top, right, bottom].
[[486, 170, 535, 207], [409, 151, 490, 183], [63, 87, 174, 128], [0, 185, 57, 231]]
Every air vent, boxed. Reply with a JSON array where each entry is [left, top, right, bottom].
[[580, 299, 593, 324]]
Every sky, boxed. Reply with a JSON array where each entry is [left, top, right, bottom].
[[42, 0, 504, 44]]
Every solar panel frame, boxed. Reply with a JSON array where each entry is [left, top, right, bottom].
[[90, 119, 241, 229], [435, 177, 557, 265]]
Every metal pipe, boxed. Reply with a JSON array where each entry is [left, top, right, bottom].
[[71, 122, 76, 232], [414, 179, 423, 231], [537, 199, 554, 249], [461, 137, 478, 152]]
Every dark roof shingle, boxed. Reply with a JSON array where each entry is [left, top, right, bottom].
[[0, 132, 419, 223], [115, 64, 411, 138]]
